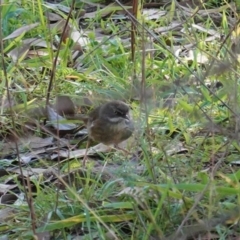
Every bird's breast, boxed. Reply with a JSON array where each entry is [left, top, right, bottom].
[[87, 118, 134, 145]]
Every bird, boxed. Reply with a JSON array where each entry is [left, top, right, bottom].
[[82, 100, 134, 165]]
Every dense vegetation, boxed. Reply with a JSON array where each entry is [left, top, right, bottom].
[[0, 0, 240, 239]]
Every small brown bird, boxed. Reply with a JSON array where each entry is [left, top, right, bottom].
[[83, 100, 134, 165]]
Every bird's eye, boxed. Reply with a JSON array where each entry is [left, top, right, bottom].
[[114, 110, 122, 116]]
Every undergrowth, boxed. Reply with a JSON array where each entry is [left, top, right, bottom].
[[0, 0, 240, 239]]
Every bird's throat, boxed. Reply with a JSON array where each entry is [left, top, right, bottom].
[[107, 116, 125, 123]]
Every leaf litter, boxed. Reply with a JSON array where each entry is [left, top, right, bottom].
[[1, 0, 239, 239]]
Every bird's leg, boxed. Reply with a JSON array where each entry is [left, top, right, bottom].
[[69, 135, 88, 151], [83, 138, 90, 167], [113, 144, 130, 154]]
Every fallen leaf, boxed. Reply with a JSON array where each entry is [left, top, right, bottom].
[[3, 23, 39, 40], [0, 194, 18, 204], [7, 44, 30, 62], [47, 106, 77, 131], [28, 136, 54, 149], [51, 143, 111, 160], [142, 8, 167, 20], [45, 11, 63, 21], [0, 183, 18, 194], [0, 207, 17, 222], [22, 38, 56, 49]]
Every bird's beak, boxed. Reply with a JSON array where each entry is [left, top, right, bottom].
[[125, 114, 130, 120]]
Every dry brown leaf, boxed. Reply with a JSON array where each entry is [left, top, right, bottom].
[[7, 44, 30, 62], [142, 8, 167, 20], [8, 167, 49, 177], [0, 194, 18, 204], [27, 49, 51, 58], [35, 232, 51, 240], [0, 95, 16, 109], [48, 19, 70, 35], [51, 143, 112, 160], [18, 149, 48, 164], [0, 135, 53, 160], [47, 106, 77, 131], [70, 26, 89, 49], [82, 3, 131, 19], [51, 135, 134, 160], [191, 23, 221, 38], [28, 136, 54, 149], [6, 35, 55, 62], [45, 11, 63, 21], [0, 207, 17, 222], [44, 2, 74, 14], [55, 95, 75, 116], [3, 23, 39, 40], [22, 38, 56, 49], [0, 183, 18, 194], [49, 19, 89, 49], [165, 141, 188, 156], [155, 21, 183, 33], [0, 169, 9, 178]]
